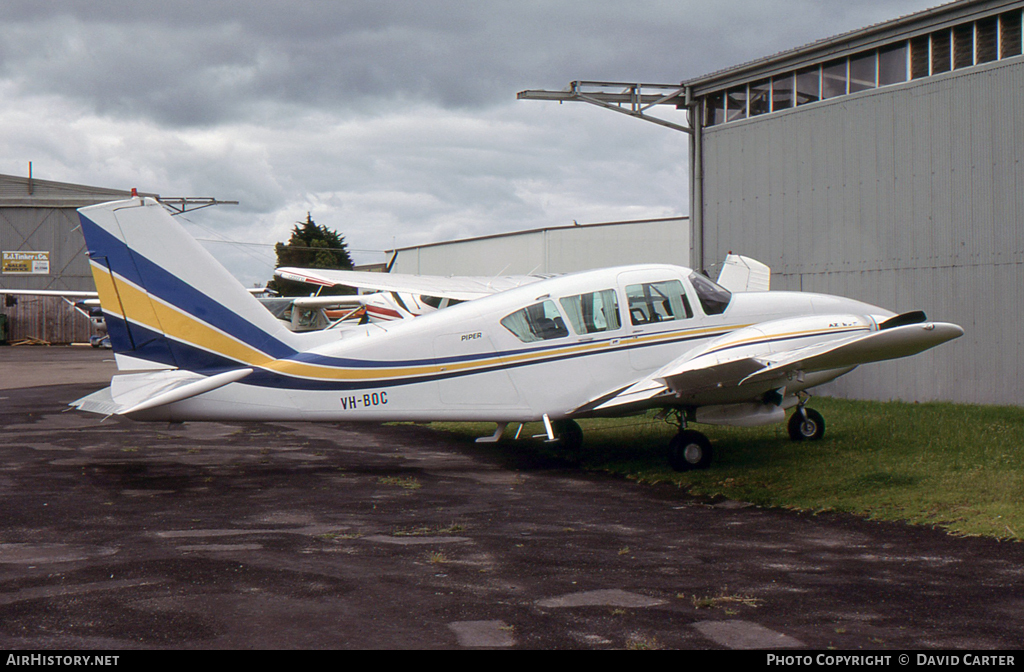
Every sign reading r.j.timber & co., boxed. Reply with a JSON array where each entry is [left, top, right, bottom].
[[1, 251, 50, 275]]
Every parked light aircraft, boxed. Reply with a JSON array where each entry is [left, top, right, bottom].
[[0, 289, 110, 347], [275, 267, 549, 323], [0, 284, 337, 338], [70, 197, 963, 470]]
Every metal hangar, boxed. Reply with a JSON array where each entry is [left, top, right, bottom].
[[521, 0, 1024, 406]]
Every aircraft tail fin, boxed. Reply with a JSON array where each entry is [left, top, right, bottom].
[[77, 197, 298, 372], [716, 254, 771, 292]]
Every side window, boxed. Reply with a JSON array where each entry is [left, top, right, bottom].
[[625, 280, 693, 326], [420, 295, 443, 308], [500, 300, 569, 343], [559, 289, 621, 335]]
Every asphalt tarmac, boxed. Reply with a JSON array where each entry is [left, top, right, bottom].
[[1, 346, 1022, 650]]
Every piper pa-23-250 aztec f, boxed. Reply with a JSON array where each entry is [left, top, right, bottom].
[[70, 197, 963, 471]]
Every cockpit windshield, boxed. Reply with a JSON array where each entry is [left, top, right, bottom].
[[688, 272, 732, 315]]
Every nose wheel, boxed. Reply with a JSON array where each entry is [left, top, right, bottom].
[[788, 407, 825, 441]]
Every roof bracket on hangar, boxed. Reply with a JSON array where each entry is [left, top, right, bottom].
[[517, 80, 692, 134], [158, 197, 240, 216]]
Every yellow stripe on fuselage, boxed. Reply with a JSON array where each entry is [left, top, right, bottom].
[[89, 261, 755, 383]]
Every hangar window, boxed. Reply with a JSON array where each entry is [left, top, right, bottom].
[[772, 73, 794, 111], [953, 23, 974, 69], [1001, 11, 1022, 58], [795, 66, 820, 105], [878, 43, 908, 86], [849, 51, 877, 92], [748, 79, 771, 116], [822, 58, 847, 98], [932, 29, 952, 74], [976, 16, 998, 63], [560, 290, 621, 335], [706, 91, 726, 126], [726, 86, 748, 121], [910, 35, 931, 79], [500, 300, 569, 343], [625, 280, 693, 326], [701, 11, 1024, 129]]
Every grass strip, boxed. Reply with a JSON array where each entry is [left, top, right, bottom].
[[428, 397, 1024, 540]]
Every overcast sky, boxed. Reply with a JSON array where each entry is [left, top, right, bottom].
[[0, 0, 942, 285]]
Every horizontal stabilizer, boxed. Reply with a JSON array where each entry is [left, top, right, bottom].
[[71, 368, 253, 416]]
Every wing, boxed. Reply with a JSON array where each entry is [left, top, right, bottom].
[[275, 267, 546, 302], [574, 312, 963, 417], [0, 289, 98, 299]]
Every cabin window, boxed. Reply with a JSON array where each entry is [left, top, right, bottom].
[[689, 273, 732, 315], [560, 289, 621, 335], [625, 280, 693, 326], [420, 295, 443, 308], [500, 300, 569, 343]]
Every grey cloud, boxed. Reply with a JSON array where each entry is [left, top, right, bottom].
[[0, 1, 941, 127]]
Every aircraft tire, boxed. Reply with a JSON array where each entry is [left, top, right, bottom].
[[788, 408, 825, 441], [553, 419, 584, 461], [669, 430, 713, 471]]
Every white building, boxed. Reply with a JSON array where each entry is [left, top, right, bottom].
[[387, 216, 688, 276]]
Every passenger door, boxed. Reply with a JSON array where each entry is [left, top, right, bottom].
[[617, 270, 697, 373]]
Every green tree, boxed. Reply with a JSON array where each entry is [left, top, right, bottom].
[[268, 213, 355, 296]]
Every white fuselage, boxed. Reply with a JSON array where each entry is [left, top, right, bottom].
[[137, 265, 891, 424]]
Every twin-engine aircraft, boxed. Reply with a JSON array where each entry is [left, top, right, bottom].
[[71, 197, 963, 470]]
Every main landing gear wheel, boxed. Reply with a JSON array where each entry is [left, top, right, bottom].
[[788, 408, 825, 441], [552, 419, 584, 461], [668, 429, 713, 472]]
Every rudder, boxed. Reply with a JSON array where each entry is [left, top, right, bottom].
[[78, 197, 297, 371]]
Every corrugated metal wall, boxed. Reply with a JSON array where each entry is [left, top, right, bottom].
[[701, 57, 1023, 405], [1, 206, 97, 344], [0, 207, 92, 290], [2, 296, 95, 344]]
